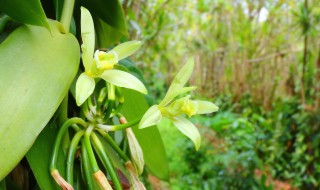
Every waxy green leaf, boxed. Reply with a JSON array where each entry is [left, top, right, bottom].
[[0, 0, 50, 30], [94, 17, 123, 48], [0, 20, 80, 180], [82, 0, 128, 35]]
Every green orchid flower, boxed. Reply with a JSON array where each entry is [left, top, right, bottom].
[[76, 7, 147, 106], [138, 58, 219, 150]]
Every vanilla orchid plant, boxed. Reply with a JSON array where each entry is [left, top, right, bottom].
[[49, 6, 218, 190]]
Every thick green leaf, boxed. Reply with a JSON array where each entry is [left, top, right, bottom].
[[82, 0, 128, 36], [26, 121, 67, 190], [0, 0, 50, 30], [121, 89, 169, 180], [0, 20, 80, 180], [94, 17, 123, 48]]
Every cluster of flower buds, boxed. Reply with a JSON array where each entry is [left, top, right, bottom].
[[50, 86, 146, 190]]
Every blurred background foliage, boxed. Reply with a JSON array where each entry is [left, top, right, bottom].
[[121, 0, 320, 189]]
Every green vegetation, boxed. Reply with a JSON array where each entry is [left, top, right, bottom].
[[160, 96, 320, 189], [1, 0, 320, 189], [125, 0, 320, 189]]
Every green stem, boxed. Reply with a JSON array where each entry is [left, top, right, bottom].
[[107, 83, 116, 101], [59, 95, 71, 153], [58, 95, 69, 125], [81, 139, 94, 190], [66, 130, 85, 185], [97, 87, 108, 113], [50, 117, 87, 171], [99, 117, 141, 131], [84, 125, 99, 172], [88, 96, 97, 115], [96, 130, 129, 162], [91, 133, 123, 190], [111, 103, 123, 118], [103, 100, 114, 122], [60, 0, 75, 32]]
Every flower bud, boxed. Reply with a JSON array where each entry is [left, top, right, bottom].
[[126, 128, 144, 175]]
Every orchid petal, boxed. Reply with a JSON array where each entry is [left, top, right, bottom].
[[171, 116, 201, 151], [159, 86, 197, 107], [139, 105, 162, 129], [100, 70, 147, 94], [161, 58, 195, 105], [111, 41, 142, 60], [80, 7, 95, 71], [194, 100, 219, 114], [75, 73, 95, 106]]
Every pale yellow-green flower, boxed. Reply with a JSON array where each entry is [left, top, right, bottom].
[[138, 58, 219, 150], [76, 7, 147, 106]]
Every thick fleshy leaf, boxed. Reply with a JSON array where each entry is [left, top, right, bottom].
[[126, 128, 144, 175], [81, 6, 95, 71], [82, 0, 128, 35], [159, 86, 197, 107], [121, 89, 169, 180], [139, 105, 162, 129], [160, 59, 195, 106], [94, 17, 123, 48], [171, 116, 201, 151], [112, 41, 142, 60], [76, 73, 95, 106], [0, 0, 50, 30], [101, 70, 147, 94], [195, 100, 219, 114], [0, 20, 80, 180], [26, 122, 67, 190]]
